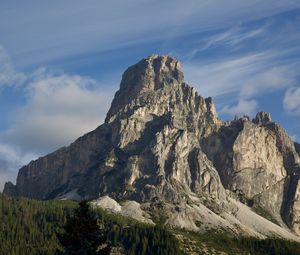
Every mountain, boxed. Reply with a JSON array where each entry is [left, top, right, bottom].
[[4, 55, 300, 240]]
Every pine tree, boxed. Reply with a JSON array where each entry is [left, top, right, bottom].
[[57, 201, 110, 255]]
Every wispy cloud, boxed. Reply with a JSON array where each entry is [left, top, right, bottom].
[[240, 66, 297, 98], [290, 134, 299, 142], [1, 69, 114, 155], [220, 99, 258, 117], [183, 48, 299, 117], [0, 46, 26, 87], [1, 0, 299, 68], [0, 143, 36, 190], [0, 48, 115, 189], [188, 25, 267, 58], [284, 86, 300, 116], [0, 1, 300, 188], [0, 46, 114, 153], [183, 51, 282, 97]]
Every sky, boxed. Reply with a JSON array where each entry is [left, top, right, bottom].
[[0, 0, 300, 190]]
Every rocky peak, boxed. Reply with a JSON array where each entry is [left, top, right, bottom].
[[4, 55, 300, 240], [252, 111, 272, 125], [106, 55, 183, 121]]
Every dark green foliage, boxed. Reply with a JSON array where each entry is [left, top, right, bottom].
[[0, 193, 76, 255], [179, 230, 300, 255], [0, 193, 183, 255], [122, 225, 182, 255], [57, 201, 110, 254], [95, 208, 183, 255], [238, 237, 300, 255], [2, 192, 300, 255]]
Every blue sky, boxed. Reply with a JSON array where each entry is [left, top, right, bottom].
[[0, 0, 300, 190]]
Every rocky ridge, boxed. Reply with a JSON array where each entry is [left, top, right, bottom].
[[4, 55, 300, 239]]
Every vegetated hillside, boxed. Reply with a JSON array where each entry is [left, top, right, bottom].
[[0, 193, 76, 255], [0, 193, 182, 255], [1, 193, 300, 255], [176, 230, 300, 255]]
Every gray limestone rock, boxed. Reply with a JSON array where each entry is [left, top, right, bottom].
[[3, 55, 300, 238], [106, 55, 184, 121], [4, 55, 222, 203], [202, 114, 300, 233], [252, 111, 272, 125]]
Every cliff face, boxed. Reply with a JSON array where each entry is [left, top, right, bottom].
[[202, 113, 300, 233], [4, 55, 300, 237]]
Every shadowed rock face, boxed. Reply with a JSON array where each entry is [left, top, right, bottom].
[[4, 55, 300, 236], [252, 111, 272, 125], [295, 142, 300, 155]]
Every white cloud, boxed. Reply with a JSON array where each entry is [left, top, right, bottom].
[[0, 45, 26, 87], [0, 70, 114, 189], [0, 1, 299, 189], [284, 86, 300, 116], [183, 51, 286, 97], [0, 143, 36, 191], [290, 134, 298, 142], [0, 45, 115, 187], [183, 52, 270, 96], [240, 66, 296, 98], [1, 70, 114, 155], [1, 0, 299, 68], [220, 99, 258, 117], [188, 25, 266, 57], [183, 50, 298, 117]]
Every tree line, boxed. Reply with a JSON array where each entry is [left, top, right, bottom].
[[1, 192, 300, 255], [0, 193, 182, 255]]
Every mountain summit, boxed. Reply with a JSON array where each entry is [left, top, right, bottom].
[[106, 55, 184, 120], [4, 55, 300, 240]]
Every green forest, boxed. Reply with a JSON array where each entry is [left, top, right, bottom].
[[1, 192, 300, 255], [0, 193, 182, 255]]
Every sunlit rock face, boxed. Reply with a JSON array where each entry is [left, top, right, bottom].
[[4, 55, 300, 237], [106, 55, 184, 121], [202, 112, 300, 233]]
